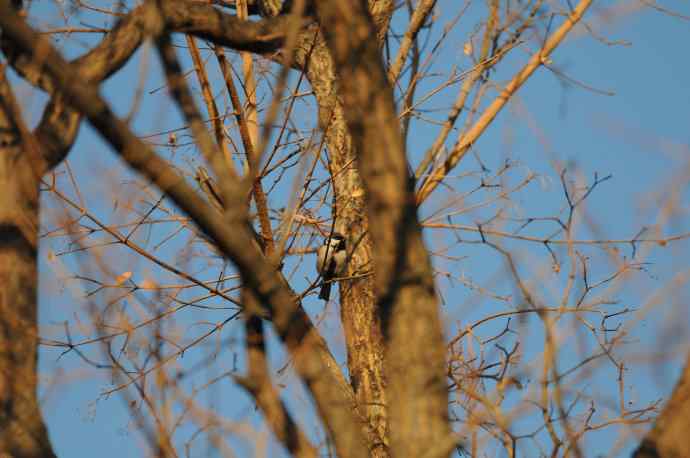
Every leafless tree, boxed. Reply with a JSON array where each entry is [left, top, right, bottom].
[[1, 0, 689, 457]]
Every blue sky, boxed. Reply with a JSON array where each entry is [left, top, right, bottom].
[[16, 0, 690, 456]]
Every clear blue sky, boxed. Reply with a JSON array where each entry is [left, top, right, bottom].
[[17, 1, 690, 457]]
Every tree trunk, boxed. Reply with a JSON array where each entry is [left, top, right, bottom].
[[293, 23, 391, 457], [310, 2, 451, 456], [0, 84, 56, 457]]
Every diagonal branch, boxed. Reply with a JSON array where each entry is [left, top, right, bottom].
[[240, 292, 318, 458], [3, 0, 300, 173], [414, 0, 501, 180], [162, 0, 301, 53], [185, 35, 236, 174], [416, 0, 594, 204], [7, 4, 149, 171], [387, 0, 437, 84]]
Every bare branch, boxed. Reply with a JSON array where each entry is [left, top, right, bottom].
[[416, 0, 594, 203]]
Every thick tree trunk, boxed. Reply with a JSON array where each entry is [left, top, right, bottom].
[[0, 90, 56, 457], [293, 8, 392, 453], [312, 77, 389, 455], [311, 2, 451, 456]]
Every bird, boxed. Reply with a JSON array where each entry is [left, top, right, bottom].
[[316, 232, 347, 301]]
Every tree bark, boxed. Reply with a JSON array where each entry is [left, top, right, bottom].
[[0, 73, 56, 458], [312, 1, 451, 456], [302, 41, 389, 454], [289, 2, 394, 452]]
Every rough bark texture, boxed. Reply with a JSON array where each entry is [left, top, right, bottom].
[[312, 1, 451, 456], [289, 2, 394, 453], [634, 354, 690, 458], [0, 75, 56, 458], [298, 39, 389, 455]]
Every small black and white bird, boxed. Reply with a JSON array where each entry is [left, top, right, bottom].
[[316, 232, 347, 301]]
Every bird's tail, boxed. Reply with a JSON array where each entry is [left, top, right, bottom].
[[319, 282, 332, 301]]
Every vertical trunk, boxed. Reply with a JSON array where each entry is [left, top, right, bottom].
[[311, 1, 451, 456], [295, 31, 389, 456], [319, 100, 388, 454], [291, 3, 399, 455], [0, 108, 55, 456]]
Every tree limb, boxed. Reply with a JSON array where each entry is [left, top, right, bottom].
[[416, 0, 594, 203]]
